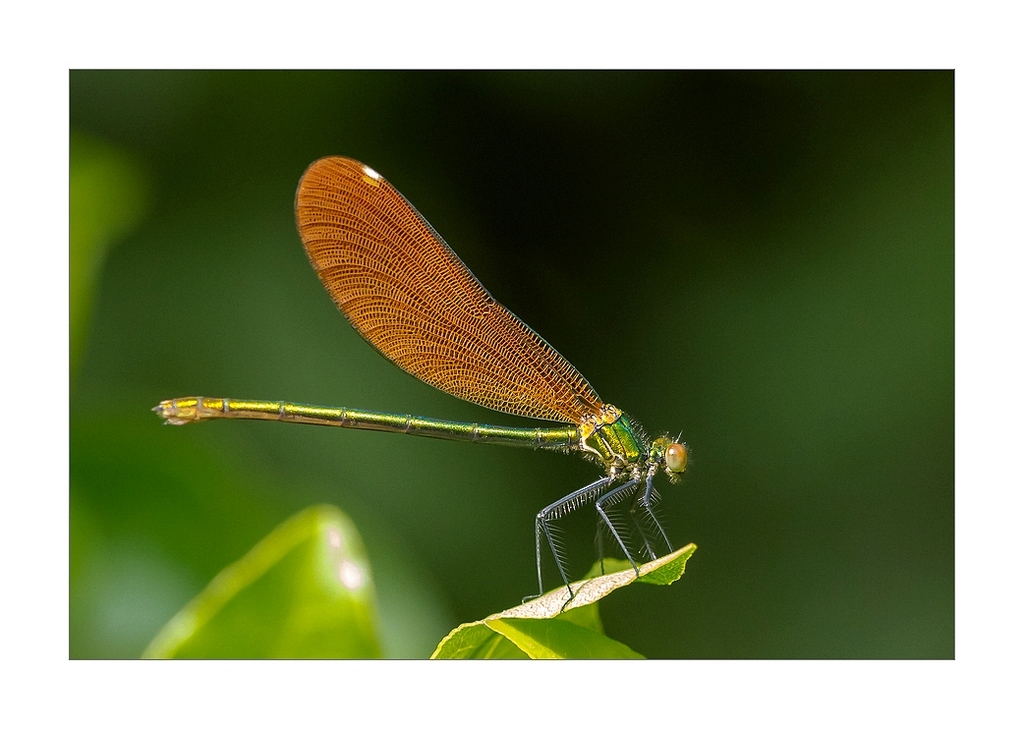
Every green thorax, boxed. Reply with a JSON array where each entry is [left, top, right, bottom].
[[579, 404, 648, 471]]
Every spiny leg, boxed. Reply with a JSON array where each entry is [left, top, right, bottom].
[[624, 474, 661, 561], [629, 505, 659, 561], [595, 477, 643, 576], [634, 470, 673, 555], [524, 475, 612, 604], [595, 488, 634, 574]]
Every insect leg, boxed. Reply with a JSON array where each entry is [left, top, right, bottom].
[[523, 475, 613, 603], [596, 477, 643, 576]]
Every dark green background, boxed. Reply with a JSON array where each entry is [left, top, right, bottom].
[[70, 71, 953, 658]]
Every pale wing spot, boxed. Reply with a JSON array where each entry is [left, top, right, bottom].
[[361, 164, 382, 186]]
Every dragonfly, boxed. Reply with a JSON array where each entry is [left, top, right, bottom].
[[155, 156, 689, 605]]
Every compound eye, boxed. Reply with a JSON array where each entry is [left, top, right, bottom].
[[665, 442, 688, 473]]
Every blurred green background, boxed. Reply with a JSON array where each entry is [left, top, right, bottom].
[[70, 71, 953, 658]]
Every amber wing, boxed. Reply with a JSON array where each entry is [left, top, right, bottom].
[[294, 156, 603, 424]]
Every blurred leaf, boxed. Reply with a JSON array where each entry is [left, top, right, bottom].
[[431, 544, 696, 658], [143, 504, 381, 658], [69, 132, 149, 376]]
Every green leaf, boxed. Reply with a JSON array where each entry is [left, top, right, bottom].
[[486, 618, 643, 659], [430, 624, 531, 659], [143, 504, 382, 658], [431, 543, 696, 659]]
